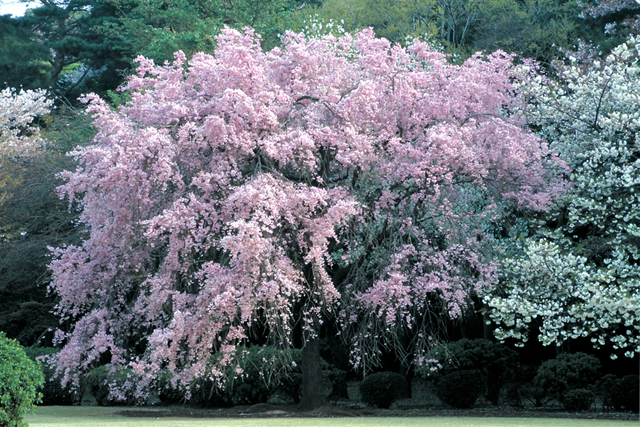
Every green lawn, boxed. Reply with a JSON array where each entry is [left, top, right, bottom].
[[25, 406, 638, 427]]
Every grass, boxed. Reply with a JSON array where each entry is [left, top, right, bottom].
[[25, 406, 638, 427]]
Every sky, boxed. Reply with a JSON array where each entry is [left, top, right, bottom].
[[0, 0, 36, 17]]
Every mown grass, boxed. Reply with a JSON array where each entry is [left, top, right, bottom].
[[25, 406, 638, 427]]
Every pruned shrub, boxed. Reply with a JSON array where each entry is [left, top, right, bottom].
[[23, 346, 75, 405], [423, 339, 519, 405], [359, 371, 409, 409], [436, 369, 483, 408], [615, 375, 639, 413], [597, 374, 622, 411], [0, 332, 44, 427], [532, 353, 601, 405], [327, 369, 349, 402], [563, 388, 594, 411]]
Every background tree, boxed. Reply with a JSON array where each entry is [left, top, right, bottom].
[[1, 90, 85, 346], [579, 0, 640, 37], [14, 0, 127, 99], [3, 0, 304, 101], [300, 0, 589, 65], [471, 0, 584, 67], [47, 27, 563, 408], [0, 16, 52, 90], [483, 36, 640, 359]]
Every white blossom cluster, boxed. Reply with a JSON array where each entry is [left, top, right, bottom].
[[0, 87, 52, 157], [484, 37, 640, 358]]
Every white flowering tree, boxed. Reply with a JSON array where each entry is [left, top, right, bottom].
[[0, 88, 52, 157], [483, 37, 640, 359]]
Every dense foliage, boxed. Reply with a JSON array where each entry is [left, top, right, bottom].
[[24, 346, 76, 405], [0, 95, 84, 346], [0, 332, 44, 427], [46, 26, 563, 407], [1, 0, 308, 99], [359, 371, 408, 408], [530, 352, 601, 406], [423, 338, 518, 405], [297, 0, 589, 65], [435, 369, 483, 408]]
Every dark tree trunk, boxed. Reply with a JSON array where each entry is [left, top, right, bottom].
[[483, 311, 493, 340], [299, 335, 327, 410]]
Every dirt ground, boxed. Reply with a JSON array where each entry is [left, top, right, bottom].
[[117, 403, 639, 422], [111, 379, 638, 422]]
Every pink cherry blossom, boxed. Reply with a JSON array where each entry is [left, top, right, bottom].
[[47, 27, 566, 400]]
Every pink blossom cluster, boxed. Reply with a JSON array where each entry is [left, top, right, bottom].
[[48, 27, 565, 397]]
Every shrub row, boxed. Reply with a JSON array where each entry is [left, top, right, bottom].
[[420, 340, 638, 412], [10, 339, 638, 413]]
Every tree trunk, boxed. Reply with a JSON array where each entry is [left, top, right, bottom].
[[299, 335, 327, 410], [483, 311, 492, 340]]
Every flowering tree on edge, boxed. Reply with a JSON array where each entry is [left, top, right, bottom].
[[484, 37, 640, 359]]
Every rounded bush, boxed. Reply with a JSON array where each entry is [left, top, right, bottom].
[[532, 353, 601, 405], [614, 375, 639, 413], [436, 369, 483, 408], [0, 332, 44, 427], [359, 371, 409, 409], [563, 388, 594, 411], [425, 339, 519, 405]]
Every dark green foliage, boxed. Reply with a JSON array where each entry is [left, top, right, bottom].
[[4, 0, 303, 98], [595, 373, 639, 413], [0, 110, 86, 347], [171, 346, 305, 406], [156, 371, 183, 404], [23, 347, 75, 405], [532, 353, 601, 405], [359, 371, 408, 409], [435, 369, 483, 408], [615, 375, 639, 413], [326, 368, 349, 402], [0, 16, 51, 90], [87, 366, 144, 406], [0, 332, 44, 427], [228, 346, 303, 406], [425, 339, 519, 405], [470, 0, 584, 67], [502, 364, 539, 408], [562, 388, 594, 411], [597, 374, 617, 411], [14, 0, 128, 99]]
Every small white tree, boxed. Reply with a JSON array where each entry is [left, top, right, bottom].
[[0, 88, 52, 157], [484, 37, 640, 359]]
